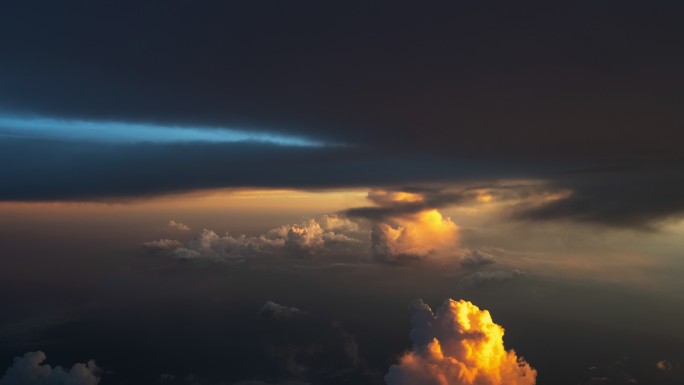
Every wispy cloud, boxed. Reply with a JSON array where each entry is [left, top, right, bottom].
[[0, 114, 329, 147]]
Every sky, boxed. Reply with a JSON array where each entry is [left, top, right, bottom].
[[1, 1, 684, 385]]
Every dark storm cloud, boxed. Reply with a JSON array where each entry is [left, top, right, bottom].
[[344, 184, 551, 220], [1, 1, 684, 228], [1, 1, 683, 157], [344, 189, 469, 220], [0, 138, 529, 201], [512, 162, 684, 229]]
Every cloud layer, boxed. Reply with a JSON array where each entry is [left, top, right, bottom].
[[385, 299, 536, 385], [146, 215, 365, 261], [146, 189, 468, 263]]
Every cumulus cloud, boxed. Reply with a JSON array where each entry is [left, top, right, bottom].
[[258, 301, 304, 320], [371, 210, 459, 262], [385, 298, 536, 385], [344, 189, 461, 262], [460, 250, 497, 267], [0, 351, 101, 385], [461, 270, 528, 287], [143, 238, 183, 250], [146, 215, 364, 261], [166, 220, 191, 231]]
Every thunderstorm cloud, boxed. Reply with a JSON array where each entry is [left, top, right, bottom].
[[385, 299, 536, 385]]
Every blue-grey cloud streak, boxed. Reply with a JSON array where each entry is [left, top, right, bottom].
[[0, 114, 328, 147]]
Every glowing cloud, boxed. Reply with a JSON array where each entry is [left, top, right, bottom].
[[364, 190, 459, 261], [385, 299, 536, 385], [372, 209, 459, 261], [367, 189, 425, 205]]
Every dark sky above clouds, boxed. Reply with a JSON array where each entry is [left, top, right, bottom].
[[1, 1, 684, 225]]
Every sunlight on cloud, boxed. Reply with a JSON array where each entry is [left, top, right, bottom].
[[372, 209, 459, 262], [365, 189, 460, 261], [386, 299, 536, 385], [0, 114, 329, 146]]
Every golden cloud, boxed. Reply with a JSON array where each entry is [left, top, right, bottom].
[[386, 299, 536, 385]]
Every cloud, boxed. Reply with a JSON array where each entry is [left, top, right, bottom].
[[0, 113, 327, 147], [258, 302, 304, 320], [371, 210, 459, 262], [346, 185, 552, 222], [461, 270, 528, 287], [166, 220, 191, 231], [144, 190, 467, 264], [346, 189, 469, 221], [148, 215, 364, 261], [656, 360, 673, 372], [143, 239, 183, 250], [512, 163, 684, 229], [460, 250, 496, 267], [2, 2, 683, 164], [343, 189, 461, 262], [385, 298, 536, 385], [0, 351, 101, 385], [0, 139, 517, 202], [3, 2, 684, 229]]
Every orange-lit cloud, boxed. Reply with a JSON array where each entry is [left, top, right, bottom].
[[367, 189, 425, 205], [386, 299, 536, 385], [372, 209, 459, 262], [365, 189, 460, 261]]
